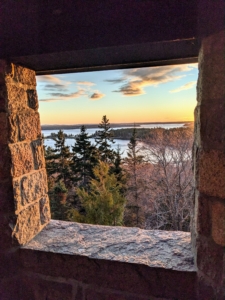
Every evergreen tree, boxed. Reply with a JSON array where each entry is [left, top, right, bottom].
[[46, 130, 71, 186], [95, 115, 115, 163], [110, 146, 126, 194], [45, 145, 56, 184], [77, 161, 126, 226], [49, 180, 69, 220], [124, 127, 145, 227], [71, 125, 98, 188]]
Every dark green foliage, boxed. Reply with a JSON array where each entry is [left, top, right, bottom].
[[77, 161, 126, 226], [95, 115, 115, 163], [71, 125, 98, 189], [110, 146, 126, 194], [124, 127, 144, 227], [49, 181, 69, 220], [45, 130, 71, 186], [111, 126, 193, 144]]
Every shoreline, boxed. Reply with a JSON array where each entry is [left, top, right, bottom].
[[41, 121, 192, 131]]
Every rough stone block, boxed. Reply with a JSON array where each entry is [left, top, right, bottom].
[[198, 150, 225, 199], [13, 170, 48, 213], [195, 192, 211, 237], [5, 64, 36, 87], [18, 111, 41, 141], [27, 89, 38, 110], [6, 83, 27, 113], [13, 202, 41, 245], [199, 100, 225, 152], [40, 196, 51, 225], [211, 200, 225, 246], [9, 142, 34, 177], [197, 32, 225, 103], [32, 139, 46, 170]]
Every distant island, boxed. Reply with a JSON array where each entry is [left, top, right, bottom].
[[42, 122, 194, 141], [41, 121, 193, 131]]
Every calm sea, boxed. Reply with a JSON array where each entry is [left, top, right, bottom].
[[42, 123, 185, 157]]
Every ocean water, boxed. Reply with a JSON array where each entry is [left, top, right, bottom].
[[42, 123, 185, 157]]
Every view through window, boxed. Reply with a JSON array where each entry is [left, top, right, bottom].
[[37, 64, 198, 232]]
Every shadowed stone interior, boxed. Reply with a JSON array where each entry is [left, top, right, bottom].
[[23, 220, 196, 272]]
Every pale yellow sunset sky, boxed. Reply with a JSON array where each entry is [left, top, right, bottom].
[[37, 64, 198, 125]]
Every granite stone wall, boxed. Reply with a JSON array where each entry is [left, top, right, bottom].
[[192, 30, 225, 299], [0, 61, 50, 246]]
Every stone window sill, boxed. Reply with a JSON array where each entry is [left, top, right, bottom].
[[22, 220, 196, 273]]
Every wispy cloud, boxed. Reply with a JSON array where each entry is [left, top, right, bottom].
[[77, 81, 95, 86], [89, 91, 105, 100], [36, 75, 62, 84], [110, 64, 197, 96], [169, 81, 197, 93], [104, 78, 125, 84], [39, 89, 86, 102], [44, 84, 66, 91]]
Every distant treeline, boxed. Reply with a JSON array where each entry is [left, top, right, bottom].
[[92, 125, 193, 141], [41, 122, 192, 131]]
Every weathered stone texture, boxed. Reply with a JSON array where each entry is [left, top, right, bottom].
[[9, 142, 34, 177], [6, 84, 28, 113], [198, 150, 225, 199], [13, 170, 48, 213], [27, 89, 39, 110], [24, 220, 196, 272], [5, 64, 36, 87], [194, 192, 211, 237], [32, 139, 46, 169], [21, 221, 197, 299], [39, 196, 51, 225], [8, 114, 19, 143], [13, 202, 41, 245], [18, 111, 41, 141], [197, 32, 225, 102]]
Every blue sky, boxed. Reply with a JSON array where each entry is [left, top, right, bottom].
[[36, 63, 198, 125]]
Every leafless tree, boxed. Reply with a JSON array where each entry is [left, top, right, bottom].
[[142, 128, 194, 231]]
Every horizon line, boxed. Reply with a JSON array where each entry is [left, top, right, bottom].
[[41, 121, 193, 126]]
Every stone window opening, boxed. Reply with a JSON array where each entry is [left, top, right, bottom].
[[0, 29, 224, 300], [37, 65, 197, 233]]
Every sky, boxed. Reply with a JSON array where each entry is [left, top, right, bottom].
[[36, 63, 198, 125]]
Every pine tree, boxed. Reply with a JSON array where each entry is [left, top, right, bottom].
[[71, 125, 98, 188], [124, 127, 145, 227], [110, 146, 126, 194], [95, 115, 115, 163], [47, 130, 71, 186], [77, 161, 126, 226], [49, 180, 69, 220]]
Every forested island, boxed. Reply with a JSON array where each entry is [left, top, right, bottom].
[[44, 116, 194, 232], [44, 122, 193, 141]]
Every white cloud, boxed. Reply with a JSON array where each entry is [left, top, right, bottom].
[[77, 81, 95, 86], [169, 81, 197, 93]]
